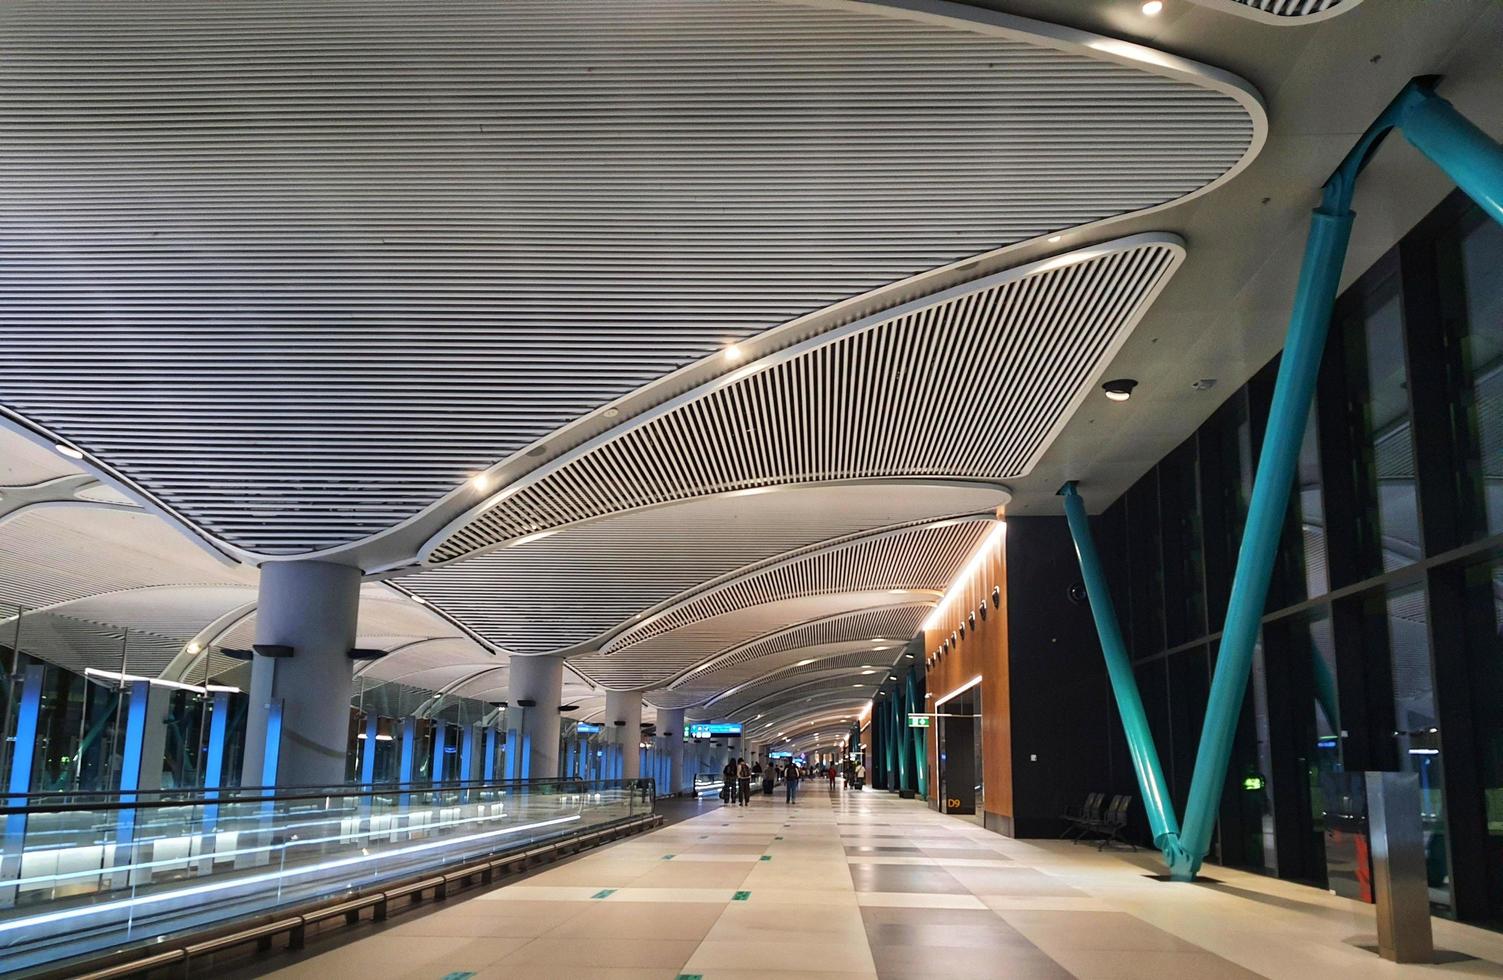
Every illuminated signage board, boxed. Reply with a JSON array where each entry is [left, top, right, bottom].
[[907, 714, 931, 728], [687, 722, 742, 738], [575, 723, 602, 734]]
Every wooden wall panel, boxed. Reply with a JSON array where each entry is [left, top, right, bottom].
[[921, 528, 1011, 827]]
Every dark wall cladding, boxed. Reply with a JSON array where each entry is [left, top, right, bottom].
[[1030, 190, 1503, 929], [1003, 517, 1119, 839]]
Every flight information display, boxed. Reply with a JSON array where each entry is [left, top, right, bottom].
[[687, 722, 742, 738]]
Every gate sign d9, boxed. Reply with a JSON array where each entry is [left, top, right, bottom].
[[907, 714, 930, 728]]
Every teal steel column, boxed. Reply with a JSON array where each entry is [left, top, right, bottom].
[[1178, 198, 1354, 879], [1399, 85, 1503, 224], [895, 684, 911, 792], [1060, 483, 1184, 868], [906, 671, 929, 800], [877, 688, 889, 787]]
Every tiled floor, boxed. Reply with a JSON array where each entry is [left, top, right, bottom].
[[247, 788, 1503, 979]]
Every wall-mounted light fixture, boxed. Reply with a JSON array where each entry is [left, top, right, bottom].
[[252, 644, 294, 658], [1101, 378, 1138, 402]]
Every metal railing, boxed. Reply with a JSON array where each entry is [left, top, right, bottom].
[[0, 777, 654, 974]]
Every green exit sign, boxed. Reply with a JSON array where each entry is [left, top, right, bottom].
[[908, 714, 931, 728]]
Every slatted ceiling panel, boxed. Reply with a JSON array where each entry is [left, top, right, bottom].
[[0, 2, 1254, 557], [568, 591, 918, 692], [33, 585, 256, 650], [358, 637, 493, 681], [0, 508, 252, 610], [702, 654, 895, 718], [604, 519, 990, 652], [664, 636, 912, 708], [741, 693, 873, 736], [437, 241, 1179, 560], [699, 605, 931, 674], [11, 611, 184, 677], [403, 483, 1002, 656]]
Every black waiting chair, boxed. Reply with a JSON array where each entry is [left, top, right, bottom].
[[1077, 794, 1137, 851], [1060, 792, 1105, 839]]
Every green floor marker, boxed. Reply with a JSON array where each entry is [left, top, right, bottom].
[[774, 835, 783, 840], [662, 854, 675, 860], [676, 975, 704, 980], [732, 890, 751, 901], [759, 855, 771, 861], [591, 888, 616, 899], [440, 973, 476, 980]]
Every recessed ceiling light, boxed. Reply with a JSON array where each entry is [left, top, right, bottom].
[[55, 444, 84, 460], [470, 472, 491, 492], [724, 345, 743, 363], [795, 658, 815, 667], [861, 670, 877, 675], [1141, 0, 1163, 14], [1048, 235, 1062, 243], [186, 642, 201, 654], [603, 407, 620, 418], [410, 594, 428, 605], [1102, 378, 1138, 402]]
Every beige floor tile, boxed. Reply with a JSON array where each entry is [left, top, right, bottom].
[[608, 886, 739, 903], [854, 892, 988, 909], [703, 902, 869, 943], [260, 935, 527, 979], [543, 900, 727, 940], [492, 936, 700, 970], [632, 862, 755, 889], [385, 901, 588, 937], [685, 939, 877, 974], [1042, 948, 1263, 979]]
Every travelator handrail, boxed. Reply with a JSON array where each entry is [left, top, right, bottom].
[[2, 776, 649, 815], [1061, 77, 1503, 881], [0, 775, 658, 976]]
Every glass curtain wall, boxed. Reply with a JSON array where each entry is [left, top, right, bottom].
[[1101, 189, 1503, 926]]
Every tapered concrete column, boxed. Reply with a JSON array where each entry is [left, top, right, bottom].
[[657, 707, 686, 795], [241, 560, 361, 788], [509, 654, 563, 780], [605, 689, 644, 779]]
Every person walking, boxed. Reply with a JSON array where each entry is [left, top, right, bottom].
[[722, 758, 738, 804], [762, 762, 775, 797], [784, 760, 801, 804], [736, 758, 752, 806], [854, 761, 866, 790], [828, 764, 837, 791]]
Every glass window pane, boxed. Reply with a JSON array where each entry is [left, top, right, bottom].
[[1456, 213, 1503, 536], [1385, 582, 1452, 911], [1355, 280, 1422, 572], [1295, 408, 1329, 599]]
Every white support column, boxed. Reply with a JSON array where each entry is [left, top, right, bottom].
[[657, 707, 686, 796], [604, 689, 644, 780], [240, 560, 361, 789], [508, 654, 563, 780]]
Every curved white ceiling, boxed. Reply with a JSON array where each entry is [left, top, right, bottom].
[[652, 604, 931, 710], [0, 0, 1258, 560], [403, 481, 1004, 656]]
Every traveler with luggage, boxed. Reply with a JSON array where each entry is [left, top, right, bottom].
[[784, 761, 801, 804], [736, 758, 752, 806]]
